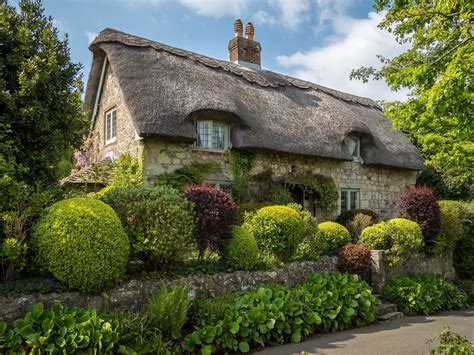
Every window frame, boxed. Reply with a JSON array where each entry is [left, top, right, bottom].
[[340, 188, 360, 213], [105, 108, 117, 145], [344, 136, 362, 162], [194, 120, 231, 152]]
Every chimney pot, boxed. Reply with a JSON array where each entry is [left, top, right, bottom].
[[234, 19, 243, 37], [245, 22, 254, 40], [228, 20, 261, 69]]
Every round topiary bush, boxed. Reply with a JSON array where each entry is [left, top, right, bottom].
[[100, 186, 196, 268], [315, 222, 351, 255], [243, 205, 305, 261], [359, 224, 389, 250], [182, 184, 237, 257], [32, 198, 130, 293], [397, 186, 440, 246], [225, 226, 259, 271], [337, 243, 372, 278], [384, 218, 424, 266]]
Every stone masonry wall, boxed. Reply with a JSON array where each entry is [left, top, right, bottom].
[[0, 258, 337, 324], [89, 63, 143, 163], [370, 250, 456, 293], [143, 140, 417, 219]]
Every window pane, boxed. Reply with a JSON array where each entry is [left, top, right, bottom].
[[350, 191, 358, 210], [341, 191, 348, 212], [106, 113, 111, 141], [112, 111, 117, 138], [196, 122, 211, 148], [212, 124, 225, 150]]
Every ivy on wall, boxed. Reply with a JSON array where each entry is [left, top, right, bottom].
[[228, 149, 255, 203], [156, 161, 220, 191], [287, 171, 338, 212]]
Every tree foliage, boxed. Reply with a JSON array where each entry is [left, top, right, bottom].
[[0, 0, 86, 185], [351, 0, 473, 194]]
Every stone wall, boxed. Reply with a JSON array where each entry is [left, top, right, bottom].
[[0, 258, 337, 324], [370, 250, 456, 293], [89, 63, 143, 163], [143, 140, 417, 219]]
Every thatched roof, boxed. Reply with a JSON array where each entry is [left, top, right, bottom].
[[85, 28, 424, 171]]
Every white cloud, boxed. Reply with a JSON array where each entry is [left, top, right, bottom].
[[85, 31, 98, 44], [313, 0, 355, 32], [267, 0, 310, 30], [253, 10, 277, 26], [276, 12, 409, 101]]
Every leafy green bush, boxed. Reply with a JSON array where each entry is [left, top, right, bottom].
[[156, 161, 220, 191], [428, 326, 474, 354], [336, 209, 378, 227], [101, 186, 196, 268], [237, 202, 272, 224], [429, 200, 464, 255], [225, 226, 259, 271], [382, 274, 468, 315], [184, 272, 379, 354], [0, 303, 120, 353], [359, 224, 389, 250], [287, 203, 319, 239], [110, 152, 143, 187], [243, 205, 305, 261], [31, 198, 129, 293], [147, 283, 192, 339], [453, 201, 474, 279], [360, 219, 424, 266], [384, 218, 424, 266], [315, 222, 351, 255]]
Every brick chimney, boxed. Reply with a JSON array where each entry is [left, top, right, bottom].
[[228, 19, 261, 69]]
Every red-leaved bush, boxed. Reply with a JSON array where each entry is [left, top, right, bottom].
[[397, 186, 441, 246], [337, 244, 372, 278], [182, 184, 237, 258]]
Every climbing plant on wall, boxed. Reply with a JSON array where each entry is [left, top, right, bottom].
[[156, 161, 220, 191], [228, 149, 255, 203], [287, 171, 338, 212]]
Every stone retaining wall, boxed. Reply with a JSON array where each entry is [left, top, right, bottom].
[[0, 258, 338, 324], [370, 250, 456, 293], [0, 251, 456, 324]]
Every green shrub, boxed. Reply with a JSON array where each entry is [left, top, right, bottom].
[[359, 224, 389, 250], [382, 274, 468, 315], [384, 218, 424, 266], [453, 201, 474, 279], [31, 198, 129, 293], [110, 152, 143, 187], [184, 272, 379, 354], [147, 283, 192, 339], [287, 203, 319, 239], [225, 226, 259, 271], [429, 200, 464, 255], [101, 186, 196, 268], [243, 205, 305, 261], [0, 303, 120, 353], [315, 222, 351, 255], [107, 311, 172, 354], [336, 209, 378, 226], [156, 161, 220, 191], [429, 327, 474, 354], [237, 202, 272, 224]]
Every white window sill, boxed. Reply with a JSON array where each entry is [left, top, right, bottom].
[[105, 137, 117, 145]]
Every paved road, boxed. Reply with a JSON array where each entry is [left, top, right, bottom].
[[256, 310, 474, 355]]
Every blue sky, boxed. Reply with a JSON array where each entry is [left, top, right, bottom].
[[39, 0, 407, 101]]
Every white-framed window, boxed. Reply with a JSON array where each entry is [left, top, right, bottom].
[[105, 108, 117, 145], [195, 120, 231, 151], [340, 188, 360, 213], [344, 136, 361, 162]]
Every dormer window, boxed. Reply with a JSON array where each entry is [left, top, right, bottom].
[[344, 136, 361, 162], [195, 120, 231, 151]]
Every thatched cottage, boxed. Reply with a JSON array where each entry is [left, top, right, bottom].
[[79, 22, 424, 218]]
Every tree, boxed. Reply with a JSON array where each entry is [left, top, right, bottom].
[[351, 0, 473, 197], [0, 0, 86, 186]]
